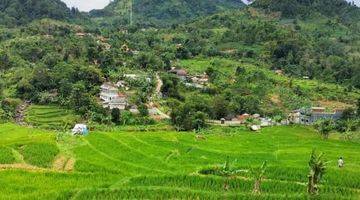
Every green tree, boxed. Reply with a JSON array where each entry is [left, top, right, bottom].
[[170, 103, 207, 131], [314, 119, 335, 139], [191, 111, 207, 131]]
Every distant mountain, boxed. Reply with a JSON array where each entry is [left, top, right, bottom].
[[0, 0, 76, 27], [90, 0, 245, 26]]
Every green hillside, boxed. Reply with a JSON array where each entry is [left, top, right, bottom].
[[90, 0, 245, 26], [253, 0, 360, 24], [0, 123, 359, 199], [0, 0, 78, 27]]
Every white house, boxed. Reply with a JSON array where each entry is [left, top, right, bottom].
[[100, 83, 127, 110]]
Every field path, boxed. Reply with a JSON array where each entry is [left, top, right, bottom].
[[64, 157, 75, 171], [53, 155, 68, 171]]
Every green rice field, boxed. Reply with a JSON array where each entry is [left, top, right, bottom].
[[0, 123, 359, 199], [25, 105, 81, 130]]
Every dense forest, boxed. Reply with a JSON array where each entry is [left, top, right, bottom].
[[0, 0, 359, 131], [0, 0, 84, 27]]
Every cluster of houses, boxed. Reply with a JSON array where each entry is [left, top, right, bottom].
[[168, 68, 209, 89], [288, 107, 343, 125], [213, 106, 344, 131], [100, 82, 128, 110]]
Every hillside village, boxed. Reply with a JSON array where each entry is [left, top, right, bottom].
[[95, 65, 350, 131]]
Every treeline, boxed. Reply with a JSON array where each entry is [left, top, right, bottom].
[[0, 0, 83, 27], [172, 9, 360, 89], [90, 0, 245, 27], [253, 0, 360, 24]]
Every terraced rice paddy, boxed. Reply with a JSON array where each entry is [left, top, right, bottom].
[[0, 123, 359, 199], [25, 105, 80, 130]]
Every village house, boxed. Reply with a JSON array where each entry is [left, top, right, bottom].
[[100, 83, 127, 110], [288, 107, 343, 124]]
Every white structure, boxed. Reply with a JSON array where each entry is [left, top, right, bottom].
[[260, 118, 273, 127], [250, 125, 261, 131], [100, 83, 127, 110], [72, 124, 88, 135]]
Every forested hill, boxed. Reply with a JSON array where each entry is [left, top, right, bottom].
[[252, 0, 360, 24], [0, 0, 80, 27], [90, 0, 245, 26]]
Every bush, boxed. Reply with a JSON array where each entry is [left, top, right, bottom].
[[0, 98, 22, 120], [170, 102, 208, 131]]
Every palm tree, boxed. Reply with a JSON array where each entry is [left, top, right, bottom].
[[307, 150, 327, 195]]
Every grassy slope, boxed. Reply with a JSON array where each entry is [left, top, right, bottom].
[[0, 123, 359, 199], [179, 57, 360, 106]]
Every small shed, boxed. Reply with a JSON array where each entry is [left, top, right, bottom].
[[72, 124, 89, 135]]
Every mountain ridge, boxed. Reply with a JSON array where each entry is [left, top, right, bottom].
[[90, 0, 245, 26]]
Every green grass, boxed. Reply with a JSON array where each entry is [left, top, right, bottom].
[[18, 143, 59, 168], [25, 105, 81, 130], [0, 147, 15, 164], [0, 123, 359, 199]]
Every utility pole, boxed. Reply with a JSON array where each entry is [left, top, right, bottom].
[[129, 0, 133, 26]]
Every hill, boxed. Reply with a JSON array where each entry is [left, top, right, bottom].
[[90, 0, 245, 26], [252, 0, 360, 24], [0, 0, 79, 27]]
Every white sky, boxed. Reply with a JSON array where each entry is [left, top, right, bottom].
[[62, 0, 359, 12], [62, 0, 111, 12]]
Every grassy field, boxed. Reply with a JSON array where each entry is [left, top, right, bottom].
[[0, 123, 359, 199], [25, 105, 81, 130]]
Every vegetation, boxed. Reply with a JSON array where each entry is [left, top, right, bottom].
[[0, 0, 359, 199], [0, 147, 15, 164], [307, 150, 327, 195], [25, 105, 81, 130], [19, 143, 59, 168], [0, 124, 358, 199], [91, 0, 245, 27], [0, 0, 82, 27], [251, 161, 267, 194], [314, 119, 336, 139]]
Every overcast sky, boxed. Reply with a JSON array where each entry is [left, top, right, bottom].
[[62, 0, 359, 12], [62, 0, 111, 12]]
